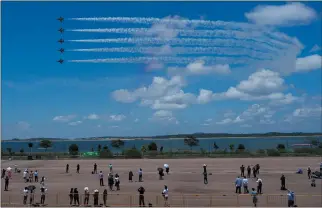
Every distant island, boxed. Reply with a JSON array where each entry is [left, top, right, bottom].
[[4, 132, 322, 142]]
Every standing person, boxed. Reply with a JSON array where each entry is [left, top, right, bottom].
[[247, 166, 251, 178], [256, 178, 263, 194], [99, 171, 104, 186], [94, 163, 98, 174], [311, 178, 316, 187], [76, 164, 80, 174], [162, 185, 169, 207], [252, 166, 257, 178], [66, 164, 69, 173], [69, 188, 74, 206], [235, 176, 242, 194], [23, 187, 29, 205], [203, 171, 208, 184], [280, 174, 286, 190], [93, 189, 99, 206], [40, 187, 47, 205], [256, 164, 260, 174], [23, 170, 27, 182], [129, 171, 134, 182], [74, 188, 80, 206], [103, 189, 108, 207], [4, 176, 9, 191], [164, 164, 170, 174], [108, 173, 114, 191], [29, 171, 33, 182], [138, 186, 145, 207], [138, 168, 143, 182], [240, 165, 245, 177], [242, 176, 249, 193], [34, 170, 39, 182], [158, 168, 164, 180], [84, 187, 90, 206], [14, 164, 18, 173], [109, 164, 113, 173], [203, 164, 207, 173], [307, 166, 312, 179], [250, 188, 258, 207], [29, 189, 35, 205], [287, 190, 295, 207], [115, 174, 120, 191]]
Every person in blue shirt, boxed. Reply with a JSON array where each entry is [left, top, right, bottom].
[[287, 190, 295, 207], [250, 188, 258, 207], [235, 176, 242, 194]]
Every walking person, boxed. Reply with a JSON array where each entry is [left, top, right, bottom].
[[115, 174, 120, 191], [138, 186, 145, 207], [251, 188, 258, 207], [99, 171, 105, 186], [252, 166, 257, 178], [307, 166, 312, 179], [34, 170, 39, 182], [203, 164, 207, 173], [84, 187, 90, 206], [138, 168, 143, 182], [287, 190, 295, 207], [256, 178, 263, 194], [129, 171, 134, 182], [243, 176, 249, 193], [103, 189, 108, 207], [256, 164, 260, 174], [165, 164, 170, 174], [29, 189, 35, 205], [94, 163, 98, 174], [240, 165, 245, 177], [108, 173, 114, 191], [203, 171, 208, 184], [76, 164, 80, 174], [23, 187, 29, 205], [280, 174, 286, 190], [66, 164, 69, 173], [109, 164, 113, 173], [40, 187, 47, 205], [29, 171, 33, 182], [162, 185, 169, 207], [4, 176, 9, 191], [69, 188, 74, 206], [246, 166, 251, 178], [74, 188, 80, 206], [235, 176, 242, 194]]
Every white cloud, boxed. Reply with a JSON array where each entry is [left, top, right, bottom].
[[245, 3, 317, 27], [295, 54, 322, 72], [310, 44, 321, 53], [68, 121, 82, 126], [53, 115, 76, 122], [216, 118, 233, 125], [169, 60, 231, 76], [17, 121, 31, 130], [293, 106, 322, 118], [110, 114, 126, 121], [241, 124, 252, 128], [153, 110, 173, 117], [86, 113, 100, 120]]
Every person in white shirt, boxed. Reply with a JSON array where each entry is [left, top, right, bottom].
[[99, 171, 104, 186], [162, 185, 169, 207], [242, 176, 249, 193], [138, 168, 143, 182], [23, 171, 27, 182], [23, 187, 29, 205], [256, 178, 263, 194]]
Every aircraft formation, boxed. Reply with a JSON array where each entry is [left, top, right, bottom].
[[57, 17, 64, 64]]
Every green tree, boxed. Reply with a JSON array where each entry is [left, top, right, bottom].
[[69, 144, 79, 155], [39, 140, 52, 152], [229, 144, 235, 152], [237, 144, 245, 151], [103, 145, 109, 151], [111, 139, 125, 149], [98, 144, 102, 152], [148, 142, 158, 151], [277, 144, 286, 150], [184, 136, 200, 150], [213, 142, 219, 151], [6, 148, 12, 155], [20, 148, 24, 154], [141, 145, 147, 153], [28, 143, 33, 155]]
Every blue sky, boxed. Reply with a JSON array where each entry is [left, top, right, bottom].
[[2, 1, 322, 139]]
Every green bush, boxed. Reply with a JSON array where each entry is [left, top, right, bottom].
[[256, 149, 266, 154], [266, 149, 280, 156], [124, 148, 142, 158], [148, 142, 158, 151]]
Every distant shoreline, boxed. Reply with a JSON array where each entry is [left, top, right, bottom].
[[2, 135, 322, 142]]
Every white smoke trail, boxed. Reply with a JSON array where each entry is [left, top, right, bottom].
[[69, 46, 274, 60], [68, 37, 280, 53], [68, 17, 296, 44], [68, 56, 266, 65], [68, 28, 291, 49]]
